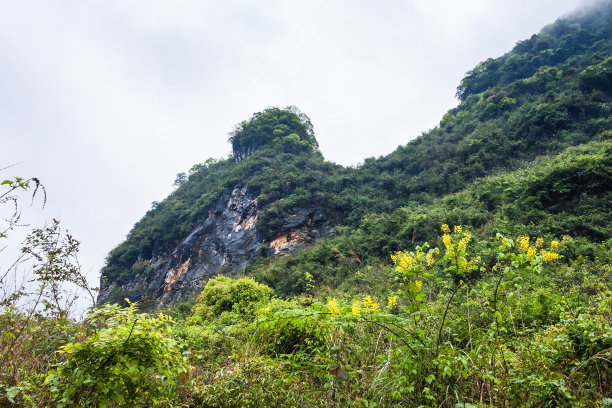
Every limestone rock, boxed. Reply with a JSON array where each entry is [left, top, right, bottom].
[[97, 185, 332, 306]]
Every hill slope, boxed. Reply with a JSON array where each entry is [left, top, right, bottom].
[[98, 1, 612, 306]]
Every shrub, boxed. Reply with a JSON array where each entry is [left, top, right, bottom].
[[193, 355, 325, 408], [45, 303, 188, 407], [192, 276, 272, 318]]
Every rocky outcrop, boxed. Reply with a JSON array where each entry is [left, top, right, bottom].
[[269, 208, 333, 254], [97, 186, 333, 306]]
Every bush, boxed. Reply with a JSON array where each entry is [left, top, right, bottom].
[[193, 355, 325, 408], [45, 303, 188, 407], [192, 276, 272, 318]]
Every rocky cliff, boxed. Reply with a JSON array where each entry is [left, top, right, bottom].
[[98, 185, 333, 306]]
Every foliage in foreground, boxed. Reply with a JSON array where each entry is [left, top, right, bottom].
[[4, 227, 610, 407], [191, 229, 611, 407], [45, 303, 188, 407]]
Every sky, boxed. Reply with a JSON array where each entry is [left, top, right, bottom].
[[0, 0, 590, 296]]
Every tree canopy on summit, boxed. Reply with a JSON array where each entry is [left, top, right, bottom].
[[228, 106, 318, 160]]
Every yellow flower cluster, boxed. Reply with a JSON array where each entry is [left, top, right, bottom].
[[541, 250, 560, 263], [391, 251, 415, 273], [535, 237, 544, 248], [457, 233, 471, 253], [518, 236, 530, 253], [442, 234, 452, 250], [352, 296, 381, 316], [441, 225, 472, 260], [352, 301, 361, 316], [426, 253, 435, 267], [438, 225, 483, 271], [414, 280, 423, 291], [328, 298, 340, 315], [387, 295, 398, 310], [517, 235, 560, 261], [362, 295, 380, 313]]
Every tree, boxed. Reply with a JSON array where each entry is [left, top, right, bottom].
[[173, 172, 187, 187], [228, 106, 318, 161]]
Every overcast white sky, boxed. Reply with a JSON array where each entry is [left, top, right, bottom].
[[0, 1, 590, 290]]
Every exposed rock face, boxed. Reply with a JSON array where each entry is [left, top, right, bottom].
[[97, 186, 333, 306], [269, 208, 333, 254]]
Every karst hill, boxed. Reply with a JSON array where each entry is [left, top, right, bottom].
[[99, 2, 611, 306]]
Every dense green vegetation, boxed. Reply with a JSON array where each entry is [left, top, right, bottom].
[[4, 223, 610, 406], [2, 2, 612, 407], [229, 106, 319, 161], [246, 139, 611, 298]]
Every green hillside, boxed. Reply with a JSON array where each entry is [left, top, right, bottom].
[[102, 0, 612, 288], [247, 139, 611, 297]]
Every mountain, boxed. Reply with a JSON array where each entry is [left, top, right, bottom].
[[98, 2, 612, 306]]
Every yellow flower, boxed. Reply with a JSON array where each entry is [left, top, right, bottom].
[[441, 224, 450, 233], [541, 250, 559, 263], [457, 233, 471, 253], [518, 236, 530, 253], [527, 247, 537, 257], [551, 240, 559, 250], [352, 301, 361, 316], [401, 254, 415, 269], [392, 252, 415, 272], [535, 238, 544, 248], [362, 295, 380, 313], [426, 253, 434, 267], [328, 298, 340, 315], [414, 280, 423, 291], [562, 235, 571, 243], [387, 296, 398, 310], [443, 234, 452, 249], [454, 225, 462, 234]]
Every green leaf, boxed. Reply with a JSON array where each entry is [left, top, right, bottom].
[[2, 331, 16, 340], [45, 373, 56, 385], [338, 367, 349, 381], [6, 387, 19, 403]]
